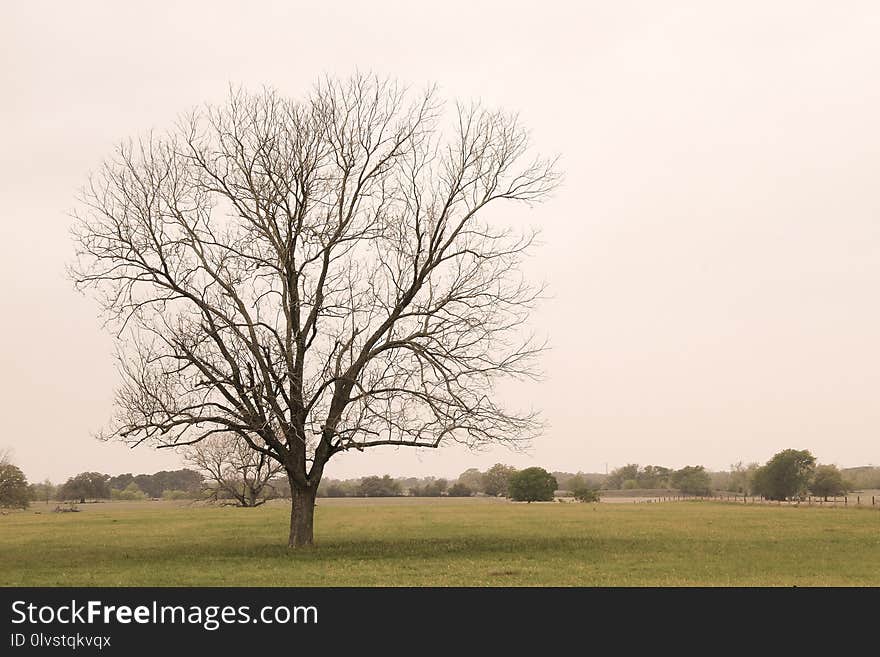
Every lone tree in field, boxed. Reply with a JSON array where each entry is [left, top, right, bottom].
[[507, 467, 557, 502], [71, 75, 559, 547], [751, 449, 816, 501], [184, 434, 283, 507], [0, 451, 30, 509]]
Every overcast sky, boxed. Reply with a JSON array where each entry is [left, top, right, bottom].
[[2, 1, 878, 483]]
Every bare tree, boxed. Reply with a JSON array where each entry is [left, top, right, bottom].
[[71, 74, 560, 546], [185, 433, 282, 507]]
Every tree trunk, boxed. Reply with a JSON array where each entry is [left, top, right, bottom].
[[288, 475, 317, 548]]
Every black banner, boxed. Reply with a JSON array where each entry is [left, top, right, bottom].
[[0, 587, 874, 652]]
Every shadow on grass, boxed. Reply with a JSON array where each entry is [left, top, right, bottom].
[[59, 534, 646, 565]]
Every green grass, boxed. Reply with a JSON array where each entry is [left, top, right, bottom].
[[2, 498, 878, 586]]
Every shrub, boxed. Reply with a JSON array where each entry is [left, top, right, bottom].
[[572, 486, 600, 503]]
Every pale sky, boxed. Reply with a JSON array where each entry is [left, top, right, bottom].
[[1, 1, 878, 483]]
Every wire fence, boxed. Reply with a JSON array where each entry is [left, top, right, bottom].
[[627, 494, 879, 507]]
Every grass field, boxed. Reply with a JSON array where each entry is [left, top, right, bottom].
[[2, 498, 878, 586]]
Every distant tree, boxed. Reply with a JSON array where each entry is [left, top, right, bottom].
[[564, 474, 587, 493], [447, 482, 472, 497], [320, 483, 350, 498], [572, 484, 600, 503], [508, 467, 557, 502], [483, 464, 517, 497], [638, 465, 672, 489], [671, 465, 711, 496], [456, 468, 485, 494], [28, 479, 56, 504], [185, 434, 283, 507], [108, 470, 203, 498], [108, 473, 135, 491], [111, 483, 148, 501], [408, 478, 448, 497], [357, 475, 402, 497], [606, 464, 639, 490], [141, 470, 204, 498], [727, 461, 759, 495], [0, 462, 30, 508], [58, 472, 111, 503], [810, 465, 847, 500], [752, 449, 816, 501]]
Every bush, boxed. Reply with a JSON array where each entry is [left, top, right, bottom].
[[572, 486, 600, 503]]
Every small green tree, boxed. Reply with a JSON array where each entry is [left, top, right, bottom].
[[508, 467, 557, 502], [671, 465, 711, 495], [810, 464, 847, 500], [0, 463, 30, 508], [752, 449, 816, 501]]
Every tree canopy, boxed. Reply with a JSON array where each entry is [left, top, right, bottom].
[[58, 472, 111, 503], [507, 467, 557, 502], [751, 449, 816, 501], [357, 475, 402, 497], [483, 463, 518, 497], [671, 465, 711, 496], [0, 463, 30, 508], [810, 464, 847, 499]]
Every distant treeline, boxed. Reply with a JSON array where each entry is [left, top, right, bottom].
[[317, 462, 880, 499], [603, 460, 880, 499], [7, 460, 880, 508], [25, 469, 205, 504]]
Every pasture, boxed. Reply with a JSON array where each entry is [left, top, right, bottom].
[[1, 498, 878, 586]]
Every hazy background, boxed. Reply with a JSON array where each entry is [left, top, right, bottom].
[[2, 0, 878, 483]]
